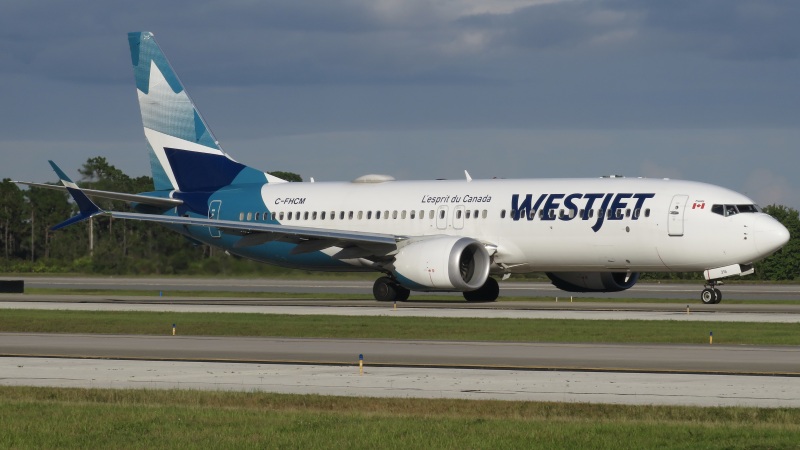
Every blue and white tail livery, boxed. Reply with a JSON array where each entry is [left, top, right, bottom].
[[129, 31, 285, 193], [30, 32, 791, 304]]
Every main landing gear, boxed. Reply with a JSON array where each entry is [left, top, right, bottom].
[[700, 282, 723, 304], [463, 277, 500, 302], [373, 277, 410, 302], [371, 276, 500, 302]]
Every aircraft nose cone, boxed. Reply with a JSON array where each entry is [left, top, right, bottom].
[[754, 215, 790, 257]]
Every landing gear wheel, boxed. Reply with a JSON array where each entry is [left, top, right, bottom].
[[373, 277, 410, 302], [395, 285, 410, 301], [463, 277, 500, 302], [373, 277, 397, 302], [713, 288, 722, 304], [700, 288, 717, 305]]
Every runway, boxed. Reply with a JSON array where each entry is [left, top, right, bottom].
[[2, 295, 800, 322], [4, 357, 799, 408], [2, 333, 799, 408], [2, 333, 798, 375], [14, 277, 800, 301], [3, 279, 800, 408]]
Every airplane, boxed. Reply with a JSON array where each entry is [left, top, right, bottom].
[[19, 32, 791, 305]]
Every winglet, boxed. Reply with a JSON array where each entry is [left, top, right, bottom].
[[48, 161, 104, 231]]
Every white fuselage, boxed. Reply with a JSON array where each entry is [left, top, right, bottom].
[[197, 176, 787, 275]]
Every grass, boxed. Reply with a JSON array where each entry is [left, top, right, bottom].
[[1, 309, 799, 345], [1, 387, 799, 449]]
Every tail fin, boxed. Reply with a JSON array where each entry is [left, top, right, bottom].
[[128, 32, 284, 192]]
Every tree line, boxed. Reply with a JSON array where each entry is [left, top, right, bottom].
[[1, 157, 798, 280]]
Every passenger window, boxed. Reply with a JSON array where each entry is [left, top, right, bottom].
[[401, 211, 407, 219], [644, 209, 650, 217], [367, 211, 372, 220], [279, 212, 284, 221], [239, 212, 244, 221], [330, 211, 335, 220], [626, 209, 631, 218], [393, 210, 398, 219], [246, 212, 252, 221], [357, 211, 363, 220], [312, 212, 317, 220], [340, 211, 345, 220], [500, 210, 506, 219], [456, 210, 462, 219], [304, 212, 309, 220], [439, 210, 445, 219], [633, 208, 640, 219], [466, 210, 471, 219], [348, 211, 354, 220], [482, 210, 487, 219], [255, 212, 260, 221], [429, 210, 434, 219], [321, 212, 326, 220], [385, 211, 390, 219], [410, 210, 416, 219]]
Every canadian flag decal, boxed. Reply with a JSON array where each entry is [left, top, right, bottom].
[[692, 202, 705, 209]]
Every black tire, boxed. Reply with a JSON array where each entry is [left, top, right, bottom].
[[395, 285, 411, 302], [700, 288, 716, 305], [463, 277, 499, 302], [373, 277, 397, 302], [713, 288, 722, 304]]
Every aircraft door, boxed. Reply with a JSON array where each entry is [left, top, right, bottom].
[[208, 200, 222, 238], [668, 195, 688, 236], [436, 205, 448, 230], [453, 206, 465, 230]]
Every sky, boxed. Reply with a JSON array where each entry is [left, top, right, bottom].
[[2, 0, 799, 208]]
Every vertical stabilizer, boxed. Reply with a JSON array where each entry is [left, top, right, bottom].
[[127, 32, 284, 192]]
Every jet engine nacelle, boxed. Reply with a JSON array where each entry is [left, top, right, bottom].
[[546, 272, 640, 293], [391, 236, 490, 291]]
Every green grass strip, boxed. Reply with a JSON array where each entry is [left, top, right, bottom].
[[1, 387, 799, 449], [1, 309, 799, 345]]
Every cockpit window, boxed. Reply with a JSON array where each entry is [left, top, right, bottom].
[[736, 204, 760, 213], [711, 204, 760, 217]]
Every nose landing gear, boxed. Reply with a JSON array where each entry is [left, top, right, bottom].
[[700, 282, 722, 304]]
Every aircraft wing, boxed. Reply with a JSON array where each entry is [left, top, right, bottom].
[[108, 210, 403, 248], [45, 160, 401, 254], [14, 181, 182, 208]]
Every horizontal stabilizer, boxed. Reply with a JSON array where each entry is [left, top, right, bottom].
[[47, 161, 104, 231]]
